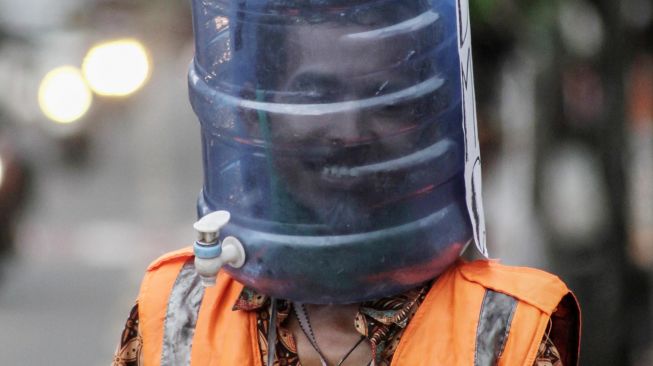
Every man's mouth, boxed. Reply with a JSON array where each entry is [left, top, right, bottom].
[[321, 165, 360, 178], [319, 164, 365, 189], [298, 145, 377, 187]]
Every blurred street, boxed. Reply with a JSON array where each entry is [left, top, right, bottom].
[[0, 259, 134, 365], [0, 3, 202, 360]]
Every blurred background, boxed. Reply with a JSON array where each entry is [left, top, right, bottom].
[[0, 0, 650, 365]]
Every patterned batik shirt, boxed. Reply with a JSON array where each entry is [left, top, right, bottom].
[[112, 283, 563, 366], [233, 283, 431, 366]]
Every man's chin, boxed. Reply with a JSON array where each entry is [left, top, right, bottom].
[[317, 194, 371, 234]]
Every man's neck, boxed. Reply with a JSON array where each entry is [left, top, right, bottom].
[[288, 303, 372, 366], [305, 304, 360, 332]]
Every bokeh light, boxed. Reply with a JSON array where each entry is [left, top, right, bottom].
[[82, 38, 151, 97], [38, 66, 93, 124]]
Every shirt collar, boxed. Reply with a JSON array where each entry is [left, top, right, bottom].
[[233, 282, 431, 329]]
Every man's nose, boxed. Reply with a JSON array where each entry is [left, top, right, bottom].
[[325, 110, 370, 146]]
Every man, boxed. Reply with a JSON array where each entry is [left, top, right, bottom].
[[113, 1, 580, 365]]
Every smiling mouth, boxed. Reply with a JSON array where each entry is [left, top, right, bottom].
[[320, 165, 365, 189], [306, 138, 455, 192], [321, 165, 360, 178], [323, 139, 454, 175]]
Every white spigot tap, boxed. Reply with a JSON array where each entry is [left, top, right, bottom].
[[193, 211, 246, 287]]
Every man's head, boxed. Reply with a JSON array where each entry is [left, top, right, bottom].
[[263, 6, 443, 232], [189, 0, 481, 303]]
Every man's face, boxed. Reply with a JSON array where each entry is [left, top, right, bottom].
[[266, 23, 427, 231]]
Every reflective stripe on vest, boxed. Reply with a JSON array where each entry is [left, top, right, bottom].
[[158, 261, 520, 366], [161, 259, 205, 366], [475, 290, 517, 366]]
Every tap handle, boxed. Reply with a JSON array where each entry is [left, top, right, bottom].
[[193, 210, 230, 243]]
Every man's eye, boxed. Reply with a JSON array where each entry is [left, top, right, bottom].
[[286, 76, 341, 103], [292, 79, 316, 93], [279, 89, 331, 103], [375, 103, 410, 117], [302, 88, 329, 101], [293, 90, 338, 103]]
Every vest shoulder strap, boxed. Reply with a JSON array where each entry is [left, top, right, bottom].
[[139, 249, 258, 366], [457, 260, 571, 315], [146, 246, 194, 272], [391, 260, 578, 366], [139, 248, 197, 366]]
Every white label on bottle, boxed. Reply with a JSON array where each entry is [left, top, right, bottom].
[[455, 0, 488, 257]]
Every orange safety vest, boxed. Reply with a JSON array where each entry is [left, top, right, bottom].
[[138, 248, 580, 366]]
